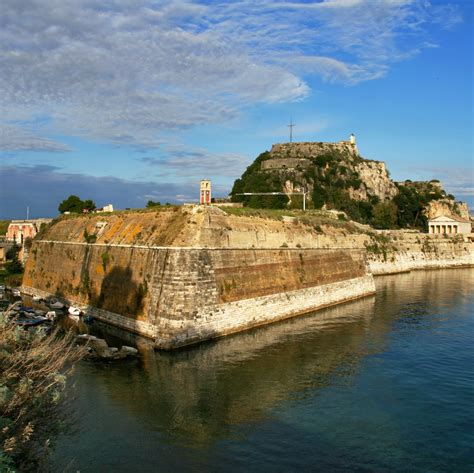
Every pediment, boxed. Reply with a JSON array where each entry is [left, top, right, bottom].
[[429, 215, 464, 223]]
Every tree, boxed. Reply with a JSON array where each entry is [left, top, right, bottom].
[[6, 244, 23, 274], [146, 200, 161, 208], [372, 202, 398, 229], [58, 195, 96, 214], [82, 199, 96, 212]]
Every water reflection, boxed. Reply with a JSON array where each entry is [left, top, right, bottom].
[[53, 269, 474, 472]]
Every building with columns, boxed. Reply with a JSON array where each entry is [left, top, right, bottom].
[[428, 215, 471, 235]]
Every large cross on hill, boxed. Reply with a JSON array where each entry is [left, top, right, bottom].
[[287, 120, 295, 143]]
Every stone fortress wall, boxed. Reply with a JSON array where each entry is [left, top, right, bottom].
[[269, 141, 358, 158], [22, 207, 473, 349]]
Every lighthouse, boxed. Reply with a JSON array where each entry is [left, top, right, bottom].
[[350, 133, 356, 145]]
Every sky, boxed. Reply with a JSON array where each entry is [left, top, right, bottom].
[[0, 0, 473, 219]]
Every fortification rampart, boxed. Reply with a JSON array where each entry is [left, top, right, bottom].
[[270, 141, 357, 158], [22, 208, 473, 348], [23, 237, 373, 348]]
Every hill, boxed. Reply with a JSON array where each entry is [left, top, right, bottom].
[[231, 138, 465, 230]]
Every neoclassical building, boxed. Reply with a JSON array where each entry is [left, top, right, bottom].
[[428, 215, 471, 235]]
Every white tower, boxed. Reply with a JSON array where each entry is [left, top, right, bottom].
[[350, 133, 356, 145]]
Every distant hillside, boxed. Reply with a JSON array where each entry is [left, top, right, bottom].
[[231, 140, 465, 230]]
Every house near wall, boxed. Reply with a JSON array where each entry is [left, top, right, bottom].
[[427, 215, 472, 235], [6, 221, 38, 244], [6, 219, 52, 244]]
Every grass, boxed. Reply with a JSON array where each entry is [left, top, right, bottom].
[[218, 206, 362, 233], [57, 204, 181, 220]]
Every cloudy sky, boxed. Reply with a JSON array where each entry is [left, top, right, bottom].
[[0, 0, 472, 218]]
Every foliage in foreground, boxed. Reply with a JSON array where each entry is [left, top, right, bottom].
[[0, 318, 85, 471]]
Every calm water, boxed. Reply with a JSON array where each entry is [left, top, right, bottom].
[[51, 269, 474, 472]]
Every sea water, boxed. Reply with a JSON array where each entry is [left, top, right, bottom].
[[51, 268, 474, 472]]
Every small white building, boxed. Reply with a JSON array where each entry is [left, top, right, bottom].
[[428, 215, 471, 235], [95, 204, 114, 213]]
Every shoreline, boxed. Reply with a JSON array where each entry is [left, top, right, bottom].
[[22, 261, 473, 350]]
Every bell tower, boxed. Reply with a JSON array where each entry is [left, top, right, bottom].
[[200, 180, 211, 205]]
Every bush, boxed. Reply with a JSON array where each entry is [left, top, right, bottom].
[[372, 202, 398, 229], [0, 319, 85, 470], [5, 244, 23, 275], [83, 230, 97, 244]]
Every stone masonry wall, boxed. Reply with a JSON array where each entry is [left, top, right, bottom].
[[270, 141, 357, 157], [22, 237, 373, 348]]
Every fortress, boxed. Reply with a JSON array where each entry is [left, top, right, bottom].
[[21, 205, 473, 349], [255, 135, 399, 203], [268, 134, 358, 160]]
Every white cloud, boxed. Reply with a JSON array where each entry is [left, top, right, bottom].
[[140, 145, 251, 179], [0, 124, 71, 152], [0, 0, 461, 150]]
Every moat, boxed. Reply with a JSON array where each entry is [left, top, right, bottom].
[[51, 268, 473, 472]]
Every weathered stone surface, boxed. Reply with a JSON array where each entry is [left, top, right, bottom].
[[425, 199, 471, 220], [353, 160, 398, 201], [270, 141, 358, 158]]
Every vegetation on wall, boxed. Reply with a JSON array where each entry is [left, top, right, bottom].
[[83, 230, 97, 244]]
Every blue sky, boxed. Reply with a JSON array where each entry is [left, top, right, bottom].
[[0, 0, 472, 219]]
